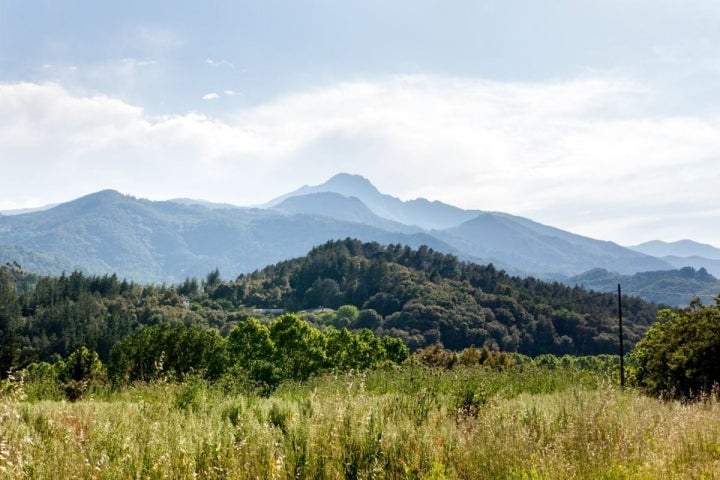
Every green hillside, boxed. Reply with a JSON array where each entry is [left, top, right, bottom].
[[231, 239, 658, 355], [568, 266, 720, 307], [0, 240, 660, 377]]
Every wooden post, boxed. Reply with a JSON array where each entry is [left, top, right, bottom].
[[618, 283, 625, 390]]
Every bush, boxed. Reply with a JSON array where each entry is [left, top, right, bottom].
[[633, 300, 720, 398]]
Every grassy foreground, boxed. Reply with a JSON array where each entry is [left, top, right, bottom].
[[1, 365, 720, 479]]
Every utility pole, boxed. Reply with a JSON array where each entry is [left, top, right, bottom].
[[618, 283, 625, 390]]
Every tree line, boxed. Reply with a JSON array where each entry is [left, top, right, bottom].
[[231, 239, 659, 355], [1, 239, 662, 378], [3, 243, 720, 400]]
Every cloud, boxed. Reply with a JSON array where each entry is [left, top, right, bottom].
[[1, 77, 719, 244], [224, 90, 239, 97], [202, 92, 220, 100], [206, 58, 234, 68], [121, 58, 157, 68]]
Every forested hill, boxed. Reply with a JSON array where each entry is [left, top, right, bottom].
[[0, 240, 661, 375], [232, 239, 659, 355], [568, 267, 720, 307]]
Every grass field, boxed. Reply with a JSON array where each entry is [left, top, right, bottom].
[[2, 365, 720, 479]]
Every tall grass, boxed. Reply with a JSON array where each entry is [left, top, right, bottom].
[[1, 366, 719, 478]]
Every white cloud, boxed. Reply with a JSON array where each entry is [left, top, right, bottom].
[[122, 58, 157, 67], [224, 89, 239, 97], [202, 92, 220, 100], [206, 58, 234, 68], [1, 77, 719, 245]]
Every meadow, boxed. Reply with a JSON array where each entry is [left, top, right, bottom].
[[1, 365, 719, 479]]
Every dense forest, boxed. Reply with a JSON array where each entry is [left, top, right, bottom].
[[0, 240, 661, 380], [568, 266, 720, 307], [231, 239, 658, 354]]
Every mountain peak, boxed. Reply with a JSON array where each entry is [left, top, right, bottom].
[[86, 189, 125, 199], [321, 173, 380, 194], [263, 172, 480, 230], [263, 173, 381, 208], [75, 189, 129, 204]]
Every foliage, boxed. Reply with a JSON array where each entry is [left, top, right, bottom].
[[633, 299, 720, 398], [0, 241, 661, 379], [106, 314, 407, 390], [568, 266, 720, 307], [109, 324, 229, 384], [56, 345, 106, 400], [234, 239, 659, 355], [0, 266, 21, 378], [3, 365, 720, 478]]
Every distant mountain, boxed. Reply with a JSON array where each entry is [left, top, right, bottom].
[[568, 266, 720, 307], [630, 240, 720, 259], [0, 190, 461, 283], [262, 173, 670, 277], [434, 212, 673, 277], [661, 256, 720, 278], [629, 240, 720, 278], [265, 173, 479, 230], [0, 204, 58, 216], [168, 198, 240, 210], [0, 173, 693, 283], [271, 192, 422, 234]]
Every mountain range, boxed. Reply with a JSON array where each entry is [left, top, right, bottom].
[[1, 173, 718, 291], [629, 240, 720, 278]]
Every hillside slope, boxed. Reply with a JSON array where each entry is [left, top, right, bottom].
[[436, 213, 672, 277], [232, 239, 659, 355], [568, 267, 720, 307], [0, 174, 681, 282], [0, 191, 461, 283]]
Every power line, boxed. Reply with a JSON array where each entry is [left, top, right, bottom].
[[624, 290, 718, 298], [545, 290, 616, 310]]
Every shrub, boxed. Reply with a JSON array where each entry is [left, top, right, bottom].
[[633, 300, 720, 398]]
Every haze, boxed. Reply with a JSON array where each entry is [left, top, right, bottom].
[[2, 0, 719, 246]]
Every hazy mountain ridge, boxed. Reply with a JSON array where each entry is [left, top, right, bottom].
[[568, 266, 720, 307], [168, 198, 241, 210], [263, 173, 672, 278], [265, 173, 480, 230], [629, 240, 720, 277], [0, 174, 714, 286], [271, 192, 423, 235], [630, 239, 720, 259], [0, 204, 59, 216], [434, 213, 671, 277], [661, 256, 720, 278], [0, 189, 464, 283]]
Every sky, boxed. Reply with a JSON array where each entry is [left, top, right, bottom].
[[1, 0, 720, 246]]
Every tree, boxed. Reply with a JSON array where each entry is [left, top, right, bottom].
[[0, 267, 20, 378], [352, 309, 382, 330], [270, 314, 326, 380], [334, 304, 359, 328], [178, 277, 200, 297], [381, 336, 410, 364], [633, 299, 720, 398], [227, 318, 279, 385], [108, 324, 228, 385], [204, 268, 222, 293], [57, 346, 106, 400], [303, 278, 343, 309]]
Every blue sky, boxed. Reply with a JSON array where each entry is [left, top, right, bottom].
[[2, 0, 720, 246]]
